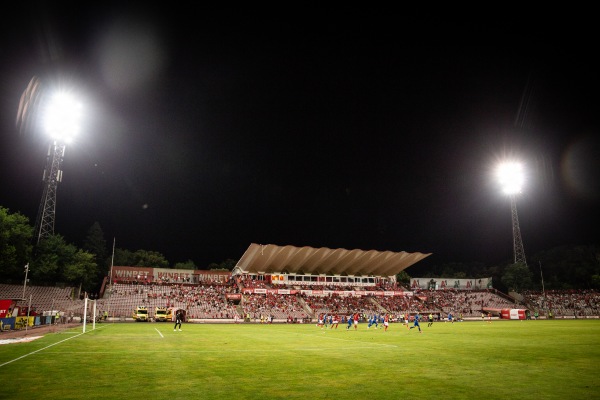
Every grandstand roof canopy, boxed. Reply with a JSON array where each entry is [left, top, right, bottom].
[[234, 243, 431, 277]]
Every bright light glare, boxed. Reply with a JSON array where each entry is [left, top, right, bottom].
[[43, 92, 83, 143], [497, 161, 524, 195]]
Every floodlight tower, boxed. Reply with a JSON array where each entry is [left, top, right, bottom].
[[497, 161, 527, 266], [34, 92, 82, 244]]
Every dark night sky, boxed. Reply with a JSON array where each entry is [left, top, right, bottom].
[[1, 7, 599, 273]]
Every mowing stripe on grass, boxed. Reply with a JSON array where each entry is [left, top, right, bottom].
[[0, 325, 109, 368], [300, 331, 399, 348]]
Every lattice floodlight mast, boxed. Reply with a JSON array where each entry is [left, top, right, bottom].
[[497, 161, 528, 266], [33, 91, 82, 243], [509, 194, 527, 266], [35, 141, 65, 243]]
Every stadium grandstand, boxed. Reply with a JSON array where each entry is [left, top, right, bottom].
[[2, 243, 599, 332]]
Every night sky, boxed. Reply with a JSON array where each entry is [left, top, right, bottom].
[[1, 7, 599, 272]]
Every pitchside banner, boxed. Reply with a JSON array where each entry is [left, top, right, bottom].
[[410, 277, 492, 290], [111, 266, 231, 284], [501, 309, 526, 320], [0, 299, 14, 318], [111, 266, 154, 282], [153, 268, 230, 283]]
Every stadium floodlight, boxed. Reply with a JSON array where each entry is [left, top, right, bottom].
[[496, 161, 527, 266], [34, 90, 83, 243], [43, 91, 83, 144], [497, 161, 524, 195]]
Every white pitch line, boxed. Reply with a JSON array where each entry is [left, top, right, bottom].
[[155, 328, 164, 338], [0, 325, 109, 368]]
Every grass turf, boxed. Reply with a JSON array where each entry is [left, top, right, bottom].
[[0, 319, 598, 399]]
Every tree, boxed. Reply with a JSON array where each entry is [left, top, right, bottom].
[[501, 262, 533, 292], [82, 222, 109, 286], [218, 259, 237, 271], [0, 206, 34, 282], [206, 259, 236, 271], [440, 262, 463, 278], [112, 248, 169, 268], [531, 245, 600, 289], [113, 248, 137, 266], [396, 270, 411, 287], [592, 274, 600, 289], [174, 260, 196, 270], [63, 250, 97, 293], [31, 234, 98, 292], [133, 250, 169, 268]]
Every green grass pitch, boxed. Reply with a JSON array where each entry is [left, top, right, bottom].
[[1, 319, 598, 399]]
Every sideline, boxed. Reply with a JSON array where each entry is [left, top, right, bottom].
[[0, 324, 109, 368]]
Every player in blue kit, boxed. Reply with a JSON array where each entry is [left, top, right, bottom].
[[367, 314, 379, 329], [409, 312, 422, 333], [346, 313, 354, 330]]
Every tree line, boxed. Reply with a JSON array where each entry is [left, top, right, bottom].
[[0, 206, 234, 294], [1, 206, 598, 295]]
